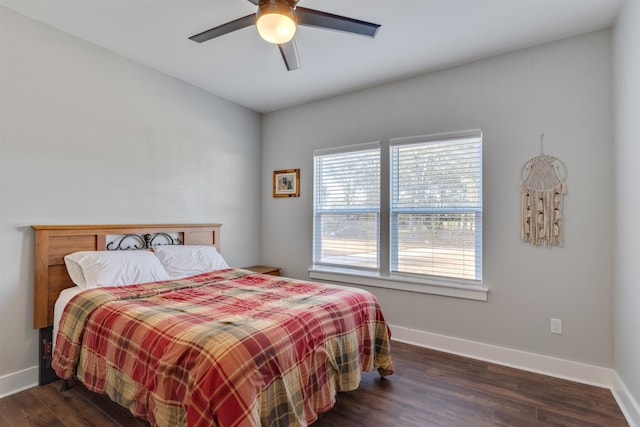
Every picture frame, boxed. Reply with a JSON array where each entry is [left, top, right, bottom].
[[273, 169, 300, 198]]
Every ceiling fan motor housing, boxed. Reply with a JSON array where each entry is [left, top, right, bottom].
[[258, 0, 299, 10], [257, 0, 298, 21]]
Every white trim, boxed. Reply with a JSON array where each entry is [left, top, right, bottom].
[[390, 325, 639, 425], [313, 140, 380, 156], [309, 269, 488, 301], [389, 128, 482, 146], [612, 372, 640, 427], [0, 366, 38, 399], [389, 324, 614, 388]]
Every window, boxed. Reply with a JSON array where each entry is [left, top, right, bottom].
[[313, 143, 380, 272], [390, 133, 482, 282], [312, 130, 484, 299]]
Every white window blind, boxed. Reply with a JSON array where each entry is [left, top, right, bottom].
[[313, 145, 380, 271], [390, 133, 482, 282]]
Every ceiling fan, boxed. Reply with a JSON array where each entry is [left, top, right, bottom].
[[189, 0, 381, 71]]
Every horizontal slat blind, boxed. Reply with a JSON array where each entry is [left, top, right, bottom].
[[391, 135, 482, 281], [313, 147, 380, 270]]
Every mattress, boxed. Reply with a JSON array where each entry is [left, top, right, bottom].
[[53, 286, 83, 349]]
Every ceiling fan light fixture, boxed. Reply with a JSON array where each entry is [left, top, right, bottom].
[[256, 2, 297, 44]]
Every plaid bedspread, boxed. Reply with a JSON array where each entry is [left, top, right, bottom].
[[52, 268, 393, 427]]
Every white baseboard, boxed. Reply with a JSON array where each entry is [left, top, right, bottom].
[[0, 366, 38, 399], [390, 324, 640, 427], [612, 371, 640, 427], [390, 324, 614, 387]]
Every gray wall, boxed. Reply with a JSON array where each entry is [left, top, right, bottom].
[[0, 7, 262, 385], [261, 30, 614, 367], [613, 0, 640, 421]]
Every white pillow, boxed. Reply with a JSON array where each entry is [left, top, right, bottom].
[[64, 250, 170, 290], [153, 245, 228, 279]]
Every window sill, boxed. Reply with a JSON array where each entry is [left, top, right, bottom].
[[308, 268, 488, 301]]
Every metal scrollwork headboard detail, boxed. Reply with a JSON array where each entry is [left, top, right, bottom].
[[106, 233, 182, 251]]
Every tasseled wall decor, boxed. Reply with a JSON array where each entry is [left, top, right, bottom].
[[519, 134, 567, 247]]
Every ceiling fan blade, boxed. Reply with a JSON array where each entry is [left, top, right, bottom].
[[189, 14, 256, 43], [295, 7, 380, 37], [278, 39, 301, 71]]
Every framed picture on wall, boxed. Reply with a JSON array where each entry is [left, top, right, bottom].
[[273, 169, 300, 198]]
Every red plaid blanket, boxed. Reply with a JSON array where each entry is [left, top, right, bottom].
[[53, 268, 393, 426]]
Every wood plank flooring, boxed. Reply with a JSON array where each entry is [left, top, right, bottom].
[[0, 341, 628, 426]]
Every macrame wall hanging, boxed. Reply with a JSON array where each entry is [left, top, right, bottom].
[[519, 134, 567, 247]]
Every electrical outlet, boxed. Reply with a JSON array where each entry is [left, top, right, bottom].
[[550, 318, 563, 334]]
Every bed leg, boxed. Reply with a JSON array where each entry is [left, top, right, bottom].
[[60, 379, 70, 392]]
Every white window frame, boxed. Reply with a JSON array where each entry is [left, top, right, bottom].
[[312, 142, 381, 273], [310, 130, 487, 301]]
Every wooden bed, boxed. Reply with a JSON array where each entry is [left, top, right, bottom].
[[32, 224, 222, 384], [32, 223, 393, 426]]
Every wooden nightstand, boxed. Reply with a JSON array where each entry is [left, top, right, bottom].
[[243, 265, 281, 276]]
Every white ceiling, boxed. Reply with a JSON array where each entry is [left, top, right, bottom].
[[0, 0, 623, 113]]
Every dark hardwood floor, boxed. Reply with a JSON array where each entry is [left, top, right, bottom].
[[0, 341, 628, 426]]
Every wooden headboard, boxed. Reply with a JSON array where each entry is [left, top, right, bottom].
[[32, 224, 222, 329]]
